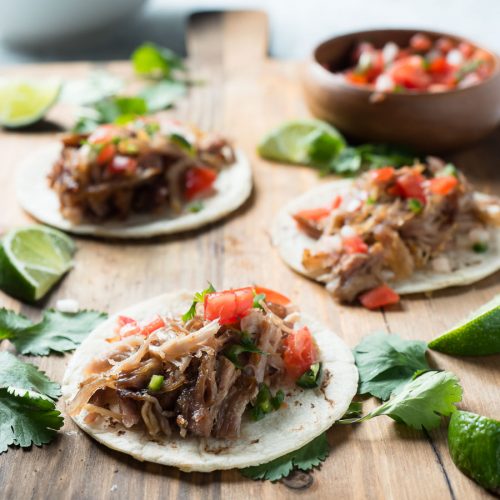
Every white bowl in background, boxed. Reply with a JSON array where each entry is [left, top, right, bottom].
[[0, 0, 147, 47]]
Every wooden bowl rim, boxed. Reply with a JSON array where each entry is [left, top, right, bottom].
[[311, 27, 500, 98]]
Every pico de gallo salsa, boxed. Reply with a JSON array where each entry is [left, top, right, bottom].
[[49, 119, 236, 223], [339, 33, 495, 93]]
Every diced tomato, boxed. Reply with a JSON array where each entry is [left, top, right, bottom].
[[142, 317, 166, 336], [97, 143, 116, 165], [410, 33, 432, 52], [116, 315, 141, 338], [435, 37, 454, 54], [185, 166, 217, 201], [253, 286, 291, 306], [429, 176, 458, 196], [283, 326, 317, 379], [345, 71, 368, 85], [294, 208, 330, 221], [370, 166, 395, 183], [108, 155, 138, 175], [115, 315, 136, 332], [428, 56, 448, 74], [396, 173, 426, 204], [388, 56, 431, 90], [204, 287, 254, 325], [359, 284, 400, 310], [458, 42, 474, 58], [331, 195, 342, 210], [234, 287, 254, 317], [88, 125, 118, 144], [342, 235, 368, 254]]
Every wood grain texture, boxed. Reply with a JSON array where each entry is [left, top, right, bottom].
[[0, 10, 498, 500]]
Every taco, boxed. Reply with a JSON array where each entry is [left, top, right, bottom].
[[272, 159, 500, 308], [61, 286, 357, 472], [16, 119, 252, 238]]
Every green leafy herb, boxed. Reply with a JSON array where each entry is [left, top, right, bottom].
[[132, 42, 185, 80], [148, 374, 164, 392], [182, 283, 216, 322], [0, 389, 64, 454], [95, 96, 148, 124], [472, 242, 488, 253], [438, 163, 458, 177], [341, 371, 462, 430], [139, 81, 186, 112], [144, 121, 160, 136], [240, 432, 329, 481], [342, 401, 363, 419], [251, 383, 284, 421], [408, 198, 423, 214], [224, 332, 263, 369], [296, 362, 322, 389], [187, 201, 204, 213], [0, 353, 63, 454], [353, 332, 430, 401], [252, 292, 266, 310], [0, 352, 60, 400], [456, 59, 483, 82], [0, 308, 107, 356]]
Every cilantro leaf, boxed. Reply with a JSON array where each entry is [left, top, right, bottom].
[[0, 308, 32, 340], [240, 433, 329, 481], [344, 371, 462, 431], [132, 42, 185, 80], [353, 332, 429, 400], [8, 309, 107, 356], [0, 352, 60, 400], [139, 81, 186, 113], [182, 283, 216, 322], [252, 293, 266, 310], [342, 401, 363, 419], [0, 389, 63, 453]]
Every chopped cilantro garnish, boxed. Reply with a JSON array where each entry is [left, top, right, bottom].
[[144, 121, 160, 136], [296, 362, 322, 389], [0, 308, 107, 356], [340, 370, 462, 430], [181, 283, 216, 322], [251, 383, 284, 421], [252, 292, 266, 310], [456, 59, 483, 82], [132, 42, 185, 80], [438, 163, 458, 177], [188, 201, 204, 213], [240, 432, 329, 481], [148, 374, 164, 392], [366, 196, 376, 205], [472, 242, 488, 253], [407, 198, 423, 214], [353, 332, 429, 401]]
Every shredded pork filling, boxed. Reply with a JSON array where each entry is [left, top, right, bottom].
[[49, 121, 236, 223], [69, 306, 292, 440], [299, 161, 500, 302]]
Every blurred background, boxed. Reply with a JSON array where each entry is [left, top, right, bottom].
[[0, 0, 498, 64]]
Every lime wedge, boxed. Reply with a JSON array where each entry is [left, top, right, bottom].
[[0, 225, 75, 302], [0, 78, 61, 128], [428, 296, 500, 356], [448, 410, 500, 493], [257, 119, 345, 165]]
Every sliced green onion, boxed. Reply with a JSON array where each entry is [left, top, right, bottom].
[[407, 198, 423, 214], [296, 362, 322, 389], [472, 242, 488, 253], [148, 374, 164, 391]]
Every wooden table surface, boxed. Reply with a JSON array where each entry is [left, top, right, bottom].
[[0, 11, 499, 500]]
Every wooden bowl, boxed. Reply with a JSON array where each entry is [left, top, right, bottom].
[[302, 29, 500, 152]]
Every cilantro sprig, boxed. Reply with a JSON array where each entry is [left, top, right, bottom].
[[0, 352, 63, 454], [0, 308, 107, 356], [182, 283, 216, 322], [240, 433, 329, 481], [341, 370, 462, 431], [353, 332, 430, 400]]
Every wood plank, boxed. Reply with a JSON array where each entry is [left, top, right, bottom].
[[0, 10, 498, 500]]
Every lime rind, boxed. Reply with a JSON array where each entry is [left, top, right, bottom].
[[428, 295, 500, 356], [0, 225, 75, 302], [0, 78, 61, 128], [257, 119, 345, 164], [448, 410, 500, 493]]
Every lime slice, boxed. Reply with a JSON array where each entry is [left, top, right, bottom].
[[448, 410, 500, 493], [257, 119, 345, 165], [428, 296, 500, 355], [0, 78, 61, 128], [0, 225, 75, 302]]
